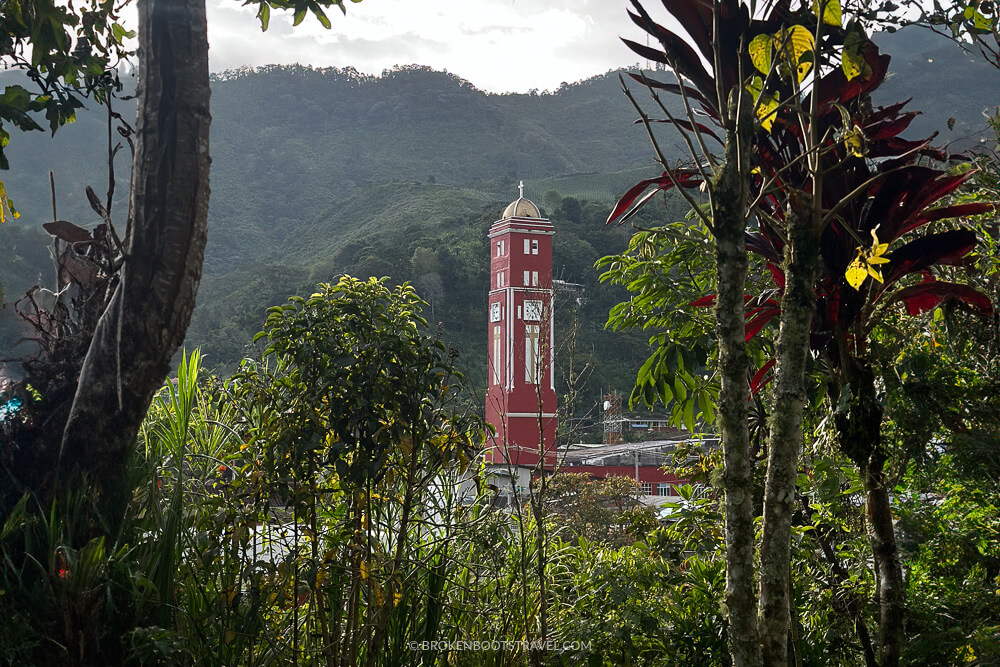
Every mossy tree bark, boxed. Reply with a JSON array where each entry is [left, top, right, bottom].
[[711, 99, 762, 667], [757, 202, 820, 665]]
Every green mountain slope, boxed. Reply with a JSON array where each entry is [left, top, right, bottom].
[[2, 27, 998, 410], [186, 180, 682, 405]]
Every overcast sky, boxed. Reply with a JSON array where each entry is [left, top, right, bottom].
[[203, 0, 657, 93]]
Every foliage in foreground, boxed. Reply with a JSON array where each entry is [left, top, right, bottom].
[[2, 262, 1000, 666]]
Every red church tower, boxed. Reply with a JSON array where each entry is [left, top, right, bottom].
[[485, 184, 557, 467]]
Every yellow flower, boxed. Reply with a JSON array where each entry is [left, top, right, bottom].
[[845, 229, 890, 290]]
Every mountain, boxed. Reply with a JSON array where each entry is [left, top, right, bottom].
[[1, 27, 998, 411], [873, 27, 1000, 147]]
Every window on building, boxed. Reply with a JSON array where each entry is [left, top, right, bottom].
[[525, 324, 540, 384], [492, 325, 502, 385], [640, 482, 652, 495], [496, 241, 501, 257], [523, 270, 530, 286], [531, 239, 538, 255], [501, 239, 505, 255], [497, 271, 504, 288], [524, 238, 530, 254], [531, 271, 539, 287], [656, 483, 674, 496]]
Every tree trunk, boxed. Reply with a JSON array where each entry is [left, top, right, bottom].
[[57, 0, 211, 513], [758, 204, 819, 665], [711, 106, 761, 667], [835, 362, 904, 667], [865, 452, 904, 667]]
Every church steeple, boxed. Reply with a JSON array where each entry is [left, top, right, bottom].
[[485, 186, 557, 466]]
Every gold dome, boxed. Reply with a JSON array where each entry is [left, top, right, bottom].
[[502, 197, 541, 219]]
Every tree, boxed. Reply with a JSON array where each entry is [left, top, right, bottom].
[[1, 0, 360, 520], [610, 0, 854, 662], [609, 1, 759, 661], [244, 276, 483, 665], [0, 0, 132, 171], [611, 2, 996, 665], [545, 472, 656, 548], [731, 43, 993, 665]]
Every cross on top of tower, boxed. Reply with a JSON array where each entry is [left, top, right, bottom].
[[518, 180, 524, 199]]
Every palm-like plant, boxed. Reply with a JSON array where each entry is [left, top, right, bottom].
[[608, 0, 995, 664]]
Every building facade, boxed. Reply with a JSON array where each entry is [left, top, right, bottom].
[[484, 191, 557, 467]]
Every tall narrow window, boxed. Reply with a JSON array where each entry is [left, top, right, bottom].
[[531, 239, 538, 255], [525, 324, 540, 384], [501, 239, 505, 255], [531, 271, 539, 287], [496, 241, 501, 257], [524, 238, 530, 254], [493, 325, 502, 385], [523, 270, 530, 286]]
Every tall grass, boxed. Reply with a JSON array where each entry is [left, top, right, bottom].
[[4, 345, 702, 666]]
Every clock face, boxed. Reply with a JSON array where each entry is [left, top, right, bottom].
[[490, 302, 502, 322], [524, 300, 542, 321]]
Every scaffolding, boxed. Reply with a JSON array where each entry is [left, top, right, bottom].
[[602, 389, 623, 445]]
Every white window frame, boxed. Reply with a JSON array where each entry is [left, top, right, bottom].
[[492, 325, 502, 385], [640, 482, 652, 495], [524, 238, 530, 254], [531, 239, 539, 255], [531, 271, 539, 287], [523, 270, 530, 286], [525, 324, 540, 384]]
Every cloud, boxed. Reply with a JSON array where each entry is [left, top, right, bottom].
[[200, 0, 654, 92]]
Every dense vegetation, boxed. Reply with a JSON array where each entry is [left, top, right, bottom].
[[2, 1, 1000, 665]]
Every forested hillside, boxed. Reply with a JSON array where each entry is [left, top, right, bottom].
[[1, 26, 996, 409]]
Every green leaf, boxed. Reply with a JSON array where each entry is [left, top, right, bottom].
[[258, 3, 270, 31], [749, 34, 773, 74], [673, 374, 688, 403], [972, 9, 994, 31], [842, 29, 870, 81], [778, 25, 815, 82], [111, 22, 135, 43], [683, 398, 696, 434], [310, 3, 332, 29], [658, 377, 674, 407], [701, 393, 715, 425], [812, 0, 842, 27]]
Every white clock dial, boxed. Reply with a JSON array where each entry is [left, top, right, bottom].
[[524, 300, 542, 321], [490, 302, 502, 322]]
